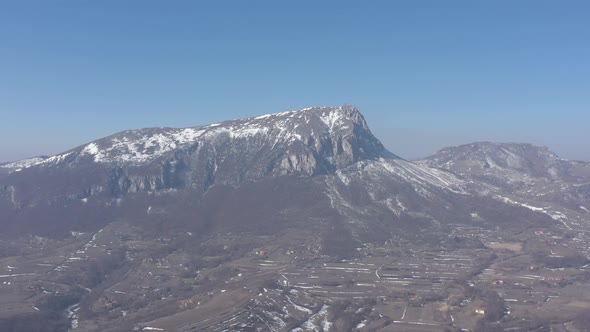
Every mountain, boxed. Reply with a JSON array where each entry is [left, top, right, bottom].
[[421, 142, 590, 228], [0, 107, 543, 238], [421, 142, 590, 184], [0, 106, 394, 203], [0, 107, 588, 332]]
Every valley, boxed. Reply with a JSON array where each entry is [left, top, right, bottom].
[[1, 212, 590, 331]]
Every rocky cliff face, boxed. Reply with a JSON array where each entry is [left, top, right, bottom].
[[4, 107, 587, 235], [421, 141, 590, 218], [0, 106, 396, 203], [1, 105, 586, 244], [422, 142, 573, 179], [421, 142, 590, 187]]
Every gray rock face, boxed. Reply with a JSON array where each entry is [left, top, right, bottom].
[[3, 107, 586, 239], [0, 105, 585, 245], [0, 106, 396, 202], [421, 141, 590, 217], [0, 185, 16, 206], [422, 141, 590, 186], [422, 142, 574, 179]]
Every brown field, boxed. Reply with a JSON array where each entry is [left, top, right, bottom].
[[485, 242, 523, 252]]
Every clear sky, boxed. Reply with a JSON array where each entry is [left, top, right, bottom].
[[1, 1, 589, 162]]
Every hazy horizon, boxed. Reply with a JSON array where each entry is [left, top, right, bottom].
[[2, 1, 589, 162], [1, 105, 588, 163]]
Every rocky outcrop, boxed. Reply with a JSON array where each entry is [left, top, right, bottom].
[[0, 185, 17, 206], [0, 106, 396, 200], [421, 141, 590, 210]]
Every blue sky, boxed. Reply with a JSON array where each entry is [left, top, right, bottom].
[[1, 1, 589, 162]]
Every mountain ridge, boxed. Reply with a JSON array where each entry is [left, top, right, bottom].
[[0, 106, 402, 208], [2, 105, 395, 170], [422, 141, 590, 182], [1, 106, 589, 331], [3, 108, 587, 209]]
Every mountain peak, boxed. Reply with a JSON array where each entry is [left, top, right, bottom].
[[1, 106, 396, 195], [431, 141, 560, 165], [73, 105, 386, 166], [1, 106, 379, 169], [423, 141, 568, 180]]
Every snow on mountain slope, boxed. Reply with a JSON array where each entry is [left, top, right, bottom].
[[4, 106, 392, 170], [422, 142, 590, 231], [0, 157, 48, 171], [325, 157, 470, 220], [377, 158, 467, 193], [3, 106, 585, 235], [420, 142, 587, 182], [0, 106, 402, 206]]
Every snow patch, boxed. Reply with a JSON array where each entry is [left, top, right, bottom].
[[295, 304, 331, 332], [495, 195, 572, 229], [254, 114, 272, 120], [81, 143, 99, 156], [336, 170, 350, 185], [356, 319, 368, 329], [286, 296, 312, 314], [0, 157, 46, 170], [320, 110, 343, 131]]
